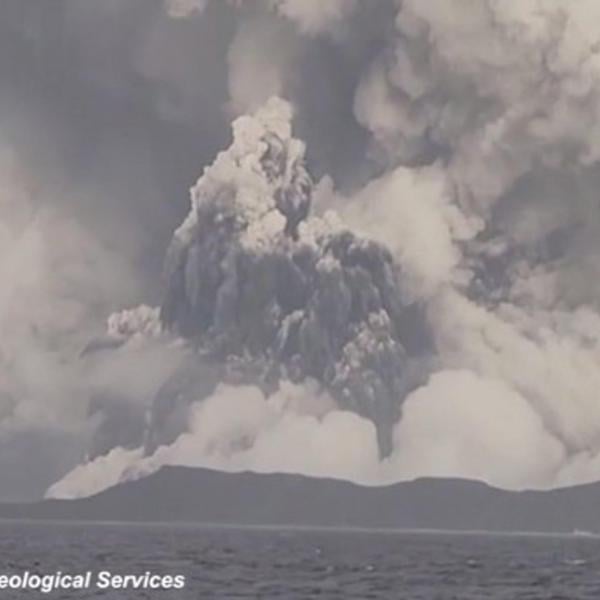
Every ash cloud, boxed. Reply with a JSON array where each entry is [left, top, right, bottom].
[[159, 98, 417, 456], [3, 0, 600, 501]]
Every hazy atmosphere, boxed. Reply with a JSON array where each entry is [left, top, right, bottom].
[[2, 0, 600, 502]]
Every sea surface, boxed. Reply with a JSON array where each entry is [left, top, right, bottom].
[[1, 521, 599, 598]]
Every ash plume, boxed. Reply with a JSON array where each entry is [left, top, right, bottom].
[[2, 0, 600, 500], [140, 98, 418, 457]]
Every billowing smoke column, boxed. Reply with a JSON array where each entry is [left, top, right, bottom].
[[30, 0, 600, 500], [158, 98, 414, 455]]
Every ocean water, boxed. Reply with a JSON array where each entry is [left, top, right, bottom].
[[1, 521, 599, 599]]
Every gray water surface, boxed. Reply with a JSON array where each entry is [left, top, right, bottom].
[[1, 521, 599, 598]]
